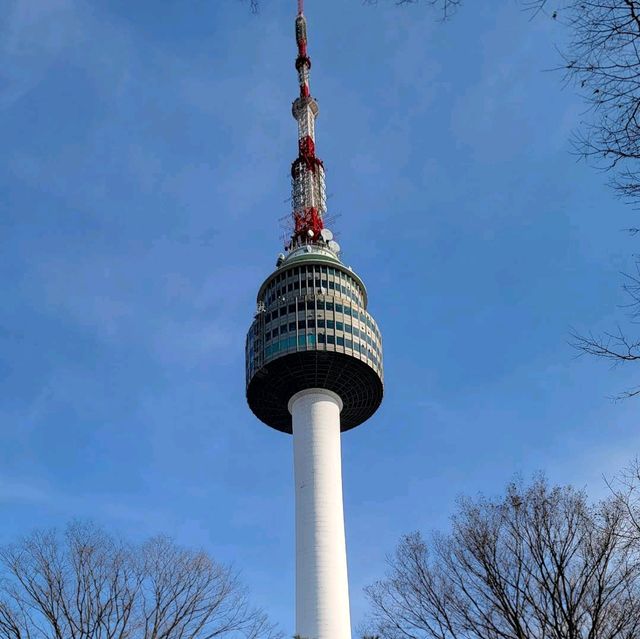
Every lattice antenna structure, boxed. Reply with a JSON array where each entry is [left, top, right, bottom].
[[287, 1, 329, 251]]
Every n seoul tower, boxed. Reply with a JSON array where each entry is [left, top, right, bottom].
[[245, 3, 383, 638]]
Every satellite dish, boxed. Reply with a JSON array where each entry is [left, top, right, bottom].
[[328, 240, 341, 254], [320, 228, 333, 242], [307, 229, 315, 238]]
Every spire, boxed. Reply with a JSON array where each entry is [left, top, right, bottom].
[[289, 1, 327, 251]]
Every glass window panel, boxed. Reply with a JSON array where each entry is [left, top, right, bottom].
[[298, 335, 305, 346], [318, 333, 326, 343], [336, 304, 343, 313], [327, 320, 335, 329], [327, 335, 335, 345], [337, 336, 344, 346]]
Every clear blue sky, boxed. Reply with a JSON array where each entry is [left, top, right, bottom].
[[1, 0, 638, 633]]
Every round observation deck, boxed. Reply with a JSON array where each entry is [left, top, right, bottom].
[[246, 245, 384, 433]]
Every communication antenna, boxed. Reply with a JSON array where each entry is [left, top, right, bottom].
[[328, 240, 341, 254], [320, 228, 333, 242]]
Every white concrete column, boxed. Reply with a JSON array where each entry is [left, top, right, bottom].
[[288, 388, 351, 639]]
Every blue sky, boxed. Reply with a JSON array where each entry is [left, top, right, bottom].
[[1, 0, 639, 633]]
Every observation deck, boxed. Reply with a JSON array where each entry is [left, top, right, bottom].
[[245, 244, 384, 433]]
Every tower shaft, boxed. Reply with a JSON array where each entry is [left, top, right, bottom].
[[290, 389, 351, 639]]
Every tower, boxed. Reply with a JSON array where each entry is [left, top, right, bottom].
[[245, 4, 383, 638]]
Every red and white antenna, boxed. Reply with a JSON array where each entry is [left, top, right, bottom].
[[288, 0, 328, 250]]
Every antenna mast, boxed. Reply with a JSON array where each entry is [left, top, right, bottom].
[[289, 0, 327, 250]]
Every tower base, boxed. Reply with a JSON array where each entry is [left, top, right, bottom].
[[289, 388, 352, 639]]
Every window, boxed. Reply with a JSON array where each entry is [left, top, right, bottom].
[[289, 322, 296, 331], [326, 302, 334, 312], [272, 328, 279, 338], [327, 335, 335, 345], [294, 281, 300, 290], [336, 321, 344, 331], [308, 334, 316, 347], [280, 324, 288, 334], [321, 279, 328, 289], [327, 320, 335, 329], [346, 338, 353, 349], [287, 284, 293, 292], [328, 268, 335, 275], [337, 336, 344, 346], [279, 307, 286, 317], [298, 320, 307, 330], [353, 327, 360, 338], [345, 324, 352, 333], [288, 304, 296, 313], [318, 333, 326, 343], [288, 336, 296, 348], [336, 304, 343, 313], [328, 281, 335, 290], [317, 319, 325, 328], [344, 307, 351, 317], [341, 286, 346, 294], [298, 335, 305, 347]]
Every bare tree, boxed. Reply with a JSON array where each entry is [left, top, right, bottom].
[[0, 522, 279, 639], [365, 477, 640, 639], [607, 458, 640, 544]]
